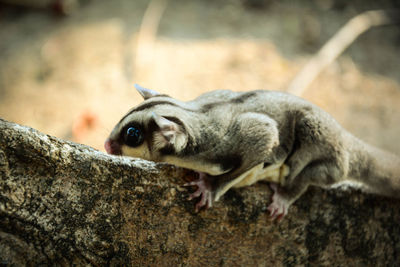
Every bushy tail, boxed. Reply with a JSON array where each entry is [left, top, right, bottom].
[[348, 138, 400, 198]]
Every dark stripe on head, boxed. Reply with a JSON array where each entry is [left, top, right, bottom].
[[119, 100, 184, 124], [132, 100, 181, 112]]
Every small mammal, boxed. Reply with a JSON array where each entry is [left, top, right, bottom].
[[105, 84, 400, 220]]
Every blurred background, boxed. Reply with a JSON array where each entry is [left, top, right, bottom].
[[0, 0, 399, 154]]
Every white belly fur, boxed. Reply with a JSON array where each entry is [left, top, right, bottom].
[[163, 156, 229, 176], [234, 162, 289, 188], [214, 162, 289, 201]]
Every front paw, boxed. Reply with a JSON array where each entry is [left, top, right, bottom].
[[184, 172, 213, 212], [267, 183, 290, 222]]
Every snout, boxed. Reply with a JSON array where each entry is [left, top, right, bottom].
[[104, 138, 122, 155]]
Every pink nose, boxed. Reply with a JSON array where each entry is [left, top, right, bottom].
[[104, 138, 121, 155]]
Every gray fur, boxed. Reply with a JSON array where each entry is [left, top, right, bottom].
[[107, 88, 400, 214]]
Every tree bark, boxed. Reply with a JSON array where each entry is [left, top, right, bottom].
[[0, 118, 399, 266]]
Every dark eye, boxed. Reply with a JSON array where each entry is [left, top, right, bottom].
[[124, 126, 144, 147]]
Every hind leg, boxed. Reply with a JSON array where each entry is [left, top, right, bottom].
[[268, 161, 341, 221], [268, 176, 309, 221]]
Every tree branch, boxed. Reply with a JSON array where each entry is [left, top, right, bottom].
[[0, 118, 399, 265]]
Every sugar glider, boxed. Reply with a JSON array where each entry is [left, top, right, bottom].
[[105, 84, 400, 220]]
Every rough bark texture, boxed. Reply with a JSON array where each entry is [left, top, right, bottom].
[[0, 118, 399, 266]]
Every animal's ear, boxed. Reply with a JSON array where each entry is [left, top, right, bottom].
[[151, 112, 187, 151], [134, 84, 161, 100], [151, 112, 180, 143]]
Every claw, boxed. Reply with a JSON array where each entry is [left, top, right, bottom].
[[184, 172, 213, 212], [184, 181, 203, 200], [268, 183, 290, 222], [187, 188, 202, 200]]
